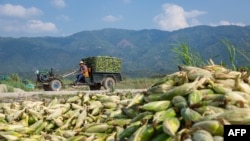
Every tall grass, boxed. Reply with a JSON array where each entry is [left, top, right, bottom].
[[0, 73, 34, 92], [172, 41, 206, 67], [220, 38, 237, 70]]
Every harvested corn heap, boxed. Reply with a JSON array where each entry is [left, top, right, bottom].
[[0, 64, 250, 140], [82, 56, 121, 73]]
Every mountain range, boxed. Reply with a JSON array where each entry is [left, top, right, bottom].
[[1, 25, 250, 78]]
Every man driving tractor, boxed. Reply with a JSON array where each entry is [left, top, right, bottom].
[[75, 61, 89, 85]]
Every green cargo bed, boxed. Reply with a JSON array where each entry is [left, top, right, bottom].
[[82, 56, 121, 73]]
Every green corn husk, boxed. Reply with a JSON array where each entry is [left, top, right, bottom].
[[202, 94, 225, 101], [194, 106, 225, 115], [217, 108, 250, 124], [143, 94, 162, 102], [198, 99, 225, 107], [234, 91, 250, 104], [68, 135, 88, 141], [199, 89, 215, 95], [47, 97, 59, 107], [181, 108, 202, 122], [126, 94, 144, 108], [235, 73, 250, 94], [74, 108, 87, 129], [192, 129, 214, 141], [33, 121, 48, 134], [139, 124, 156, 141], [130, 112, 153, 123], [208, 81, 232, 94], [139, 101, 171, 112], [29, 119, 43, 131], [151, 133, 172, 141], [213, 136, 224, 141], [0, 131, 24, 140], [192, 120, 224, 136], [105, 131, 116, 141], [178, 65, 214, 81], [85, 123, 113, 133], [172, 96, 187, 109], [225, 91, 249, 105], [121, 107, 138, 118], [115, 126, 124, 141], [88, 101, 103, 110], [127, 123, 148, 141], [102, 102, 118, 109], [96, 95, 120, 103], [162, 117, 180, 137], [153, 108, 176, 124], [107, 119, 131, 126], [159, 78, 201, 100], [108, 109, 128, 119], [188, 90, 202, 106], [118, 121, 142, 140], [146, 80, 175, 95]]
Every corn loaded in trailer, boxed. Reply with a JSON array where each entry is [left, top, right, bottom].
[[36, 56, 123, 91]]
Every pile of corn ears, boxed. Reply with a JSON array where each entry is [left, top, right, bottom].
[[1, 63, 250, 141]]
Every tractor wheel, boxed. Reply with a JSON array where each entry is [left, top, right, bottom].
[[49, 79, 63, 91], [103, 77, 116, 90], [89, 84, 101, 90]]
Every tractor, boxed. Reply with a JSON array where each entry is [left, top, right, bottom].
[[36, 56, 122, 91]]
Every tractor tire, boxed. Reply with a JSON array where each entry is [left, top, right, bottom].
[[89, 84, 101, 90], [49, 79, 63, 91], [103, 77, 116, 90]]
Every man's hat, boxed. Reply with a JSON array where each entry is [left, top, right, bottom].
[[79, 61, 85, 64]]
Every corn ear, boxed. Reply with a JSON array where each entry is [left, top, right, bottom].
[[162, 117, 180, 137], [181, 108, 202, 122], [192, 120, 224, 136], [118, 121, 141, 140], [85, 123, 113, 133], [188, 90, 202, 106], [172, 96, 187, 109], [140, 101, 171, 112], [217, 108, 250, 124], [153, 108, 176, 124], [151, 133, 172, 141], [192, 129, 214, 141]]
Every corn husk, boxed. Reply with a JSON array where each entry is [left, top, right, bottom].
[[192, 129, 214, 141], [172, 96, 188, 109], [162, 117, 180, 137], [188, 90, 202, 106], [192, 120, 224, 136], [139, 101, 171, 112]]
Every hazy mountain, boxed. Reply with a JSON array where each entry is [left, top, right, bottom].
[[1, 25, 250, 78]]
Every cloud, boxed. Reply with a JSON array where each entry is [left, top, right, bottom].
[[0, 4, 42, 18], [0, 4, 57, 37], [154, 3, 206, 31], [211, 20, 246, 27], [51, 0, 66, 9], [102, 15, 123, 22], [26, 20, 58, 33], [0, 20, 57, 33]]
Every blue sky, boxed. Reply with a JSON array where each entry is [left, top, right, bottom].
[[0, 0, 249, 37]]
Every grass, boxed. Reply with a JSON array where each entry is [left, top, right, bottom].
[[116, 77, 161, 89]]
